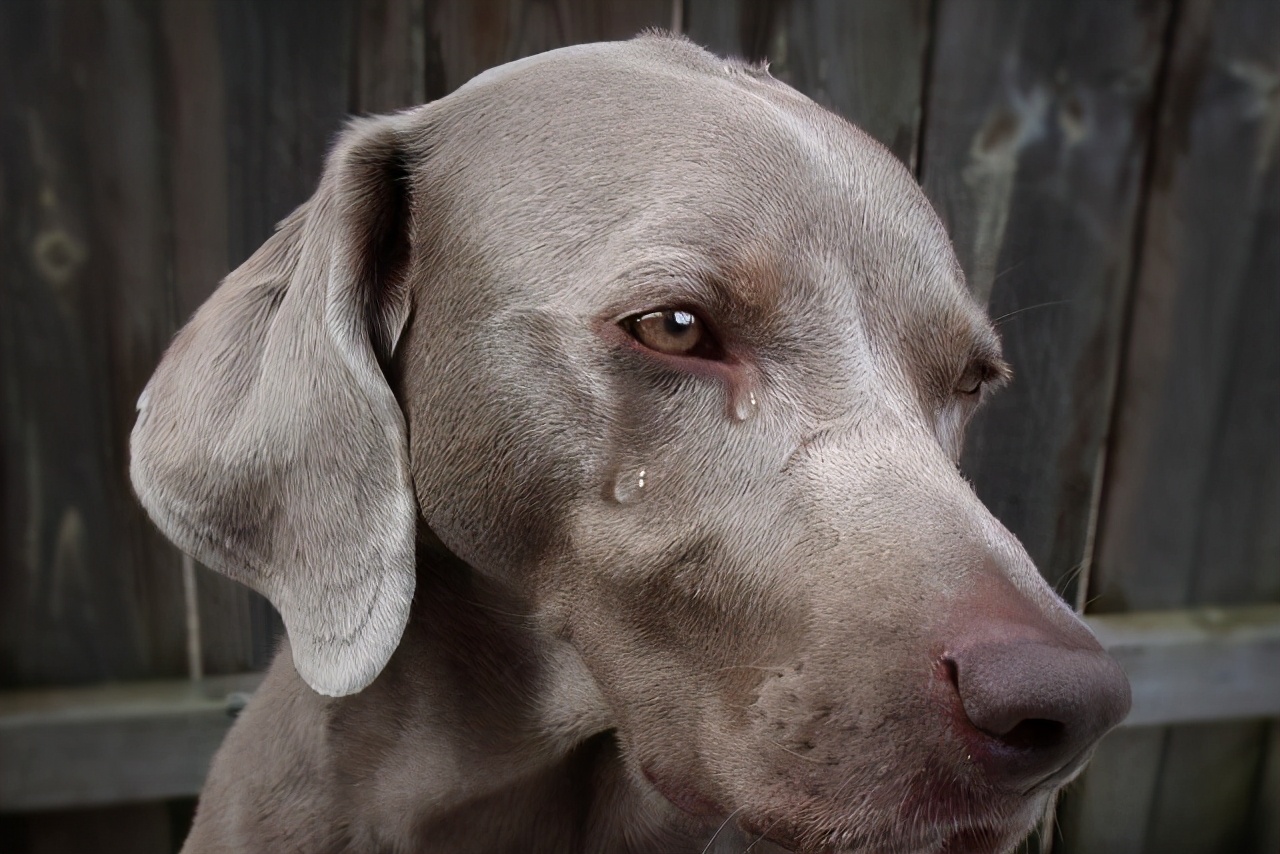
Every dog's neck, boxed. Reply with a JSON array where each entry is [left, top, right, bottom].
[[190, 538, 775, 852], [327, 538, 710, 852]]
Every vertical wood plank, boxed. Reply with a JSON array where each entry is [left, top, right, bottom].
[[687, 0, 932, 169], [1251, 722, 1280, 854], [424, 0, 672, 99], [1056, 727, 1169, 854], [1142, 721, 1271, 853], [919, 0, 1172, 604], [0, 0, 189, 690], [1068, 0, 1280, 851], [1091, 0, 1280, 616], [0, 1, 209, 847], [218, 0, 357, 271], [353, 0, 428, 113]]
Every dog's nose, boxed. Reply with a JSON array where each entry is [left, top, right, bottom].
[[944, 639, 1130, 791]]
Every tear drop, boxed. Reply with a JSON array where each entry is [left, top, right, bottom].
[[611, 468, 647, 504], [732, 390, 759, 422]]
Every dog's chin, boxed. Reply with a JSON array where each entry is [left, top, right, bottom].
[[635, 761, 1042, 854], [735, 811, 1037, 854]]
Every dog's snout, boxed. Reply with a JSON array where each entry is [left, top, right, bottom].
[[944, 639, 1131, 791]]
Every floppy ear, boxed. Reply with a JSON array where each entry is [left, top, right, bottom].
[[131, 114, 418, 696]]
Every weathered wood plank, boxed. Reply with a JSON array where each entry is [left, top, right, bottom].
[[1067, 0, 1280, 850], [686, 0, 931, 168], [424, 0, 671, 100], [1062, 606, 1280, 851], [1089, 605, 1280, 726], [1145, 721, 1271, 854], [1055, 726, 1167, 854], [352, 0, 427, 114], [0, 2, 221, 849], [218, 0, 357, 271], [0, 674, 262, 812], [0, 0, 188, 689], [919, 0, 1172, 605], [1251, 723, 1280, 854], [1091, 0, 1280, 616]]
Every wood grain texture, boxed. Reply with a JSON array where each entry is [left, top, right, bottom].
[[0, 673, 262, 812], [0, 0, 188, 690], [686, 0, 931, 168], [1088, 605, 1280, 726], [354, 0, 428, 113], [919, 0, 1172, 606], [1064, 0, 1280, 851], [424, 0, 672, 99], [1092, 0, 1280, 614], [1252, 723, 1280, 854], [1054, 726, 1167, 854]]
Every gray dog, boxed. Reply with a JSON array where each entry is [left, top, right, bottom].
[[131, 34, 1130, 854]]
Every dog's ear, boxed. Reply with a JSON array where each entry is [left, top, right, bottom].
[[131, 115, 417, 696]]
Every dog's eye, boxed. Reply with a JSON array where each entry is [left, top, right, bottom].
[[956, 365, 985, 397], [622, 309, 721, 359]]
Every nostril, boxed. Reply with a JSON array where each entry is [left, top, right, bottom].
[[942, 656, 960, 689], [997, 718, 1065, 752]]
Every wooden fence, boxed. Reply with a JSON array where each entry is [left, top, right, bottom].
[[1, 1, 1276, 852]]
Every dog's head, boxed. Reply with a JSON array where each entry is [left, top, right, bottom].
[[132, 35, 1129, 854]]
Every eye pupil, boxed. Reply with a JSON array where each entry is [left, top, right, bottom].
[[665, 310, 695, 335], [622, 308, 720, 359]]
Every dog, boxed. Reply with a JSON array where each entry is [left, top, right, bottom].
[[130, 34, 1130, 854]]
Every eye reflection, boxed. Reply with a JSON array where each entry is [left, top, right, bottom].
[[622, 309, 722, 359]]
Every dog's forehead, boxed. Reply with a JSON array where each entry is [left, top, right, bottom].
[[425, 36, 988, 348]]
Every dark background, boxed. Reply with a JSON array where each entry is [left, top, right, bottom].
[[1, 1, 1276, 851]]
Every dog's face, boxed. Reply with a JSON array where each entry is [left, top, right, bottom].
[[132, 36, 1128, 854]]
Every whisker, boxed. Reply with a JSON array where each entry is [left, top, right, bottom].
[[828, 761, 866, 804], [1055, 561, 1086, 597], [992, 299, 1074, 326], [742, 815, 784, 852], [992, 260, 1027, 283], [701, 805, 746, 854]]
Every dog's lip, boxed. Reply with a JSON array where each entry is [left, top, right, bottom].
[[734, 792, 1031, 854], [742, 821, 1019, 854]]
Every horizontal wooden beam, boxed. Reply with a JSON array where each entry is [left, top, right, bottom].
[[2, 606, 1278, 812], [0, 673, 261, 812], [1087, 604, 1280, 727]]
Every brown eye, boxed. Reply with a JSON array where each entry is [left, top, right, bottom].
[[623, 309, 721, 358]]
